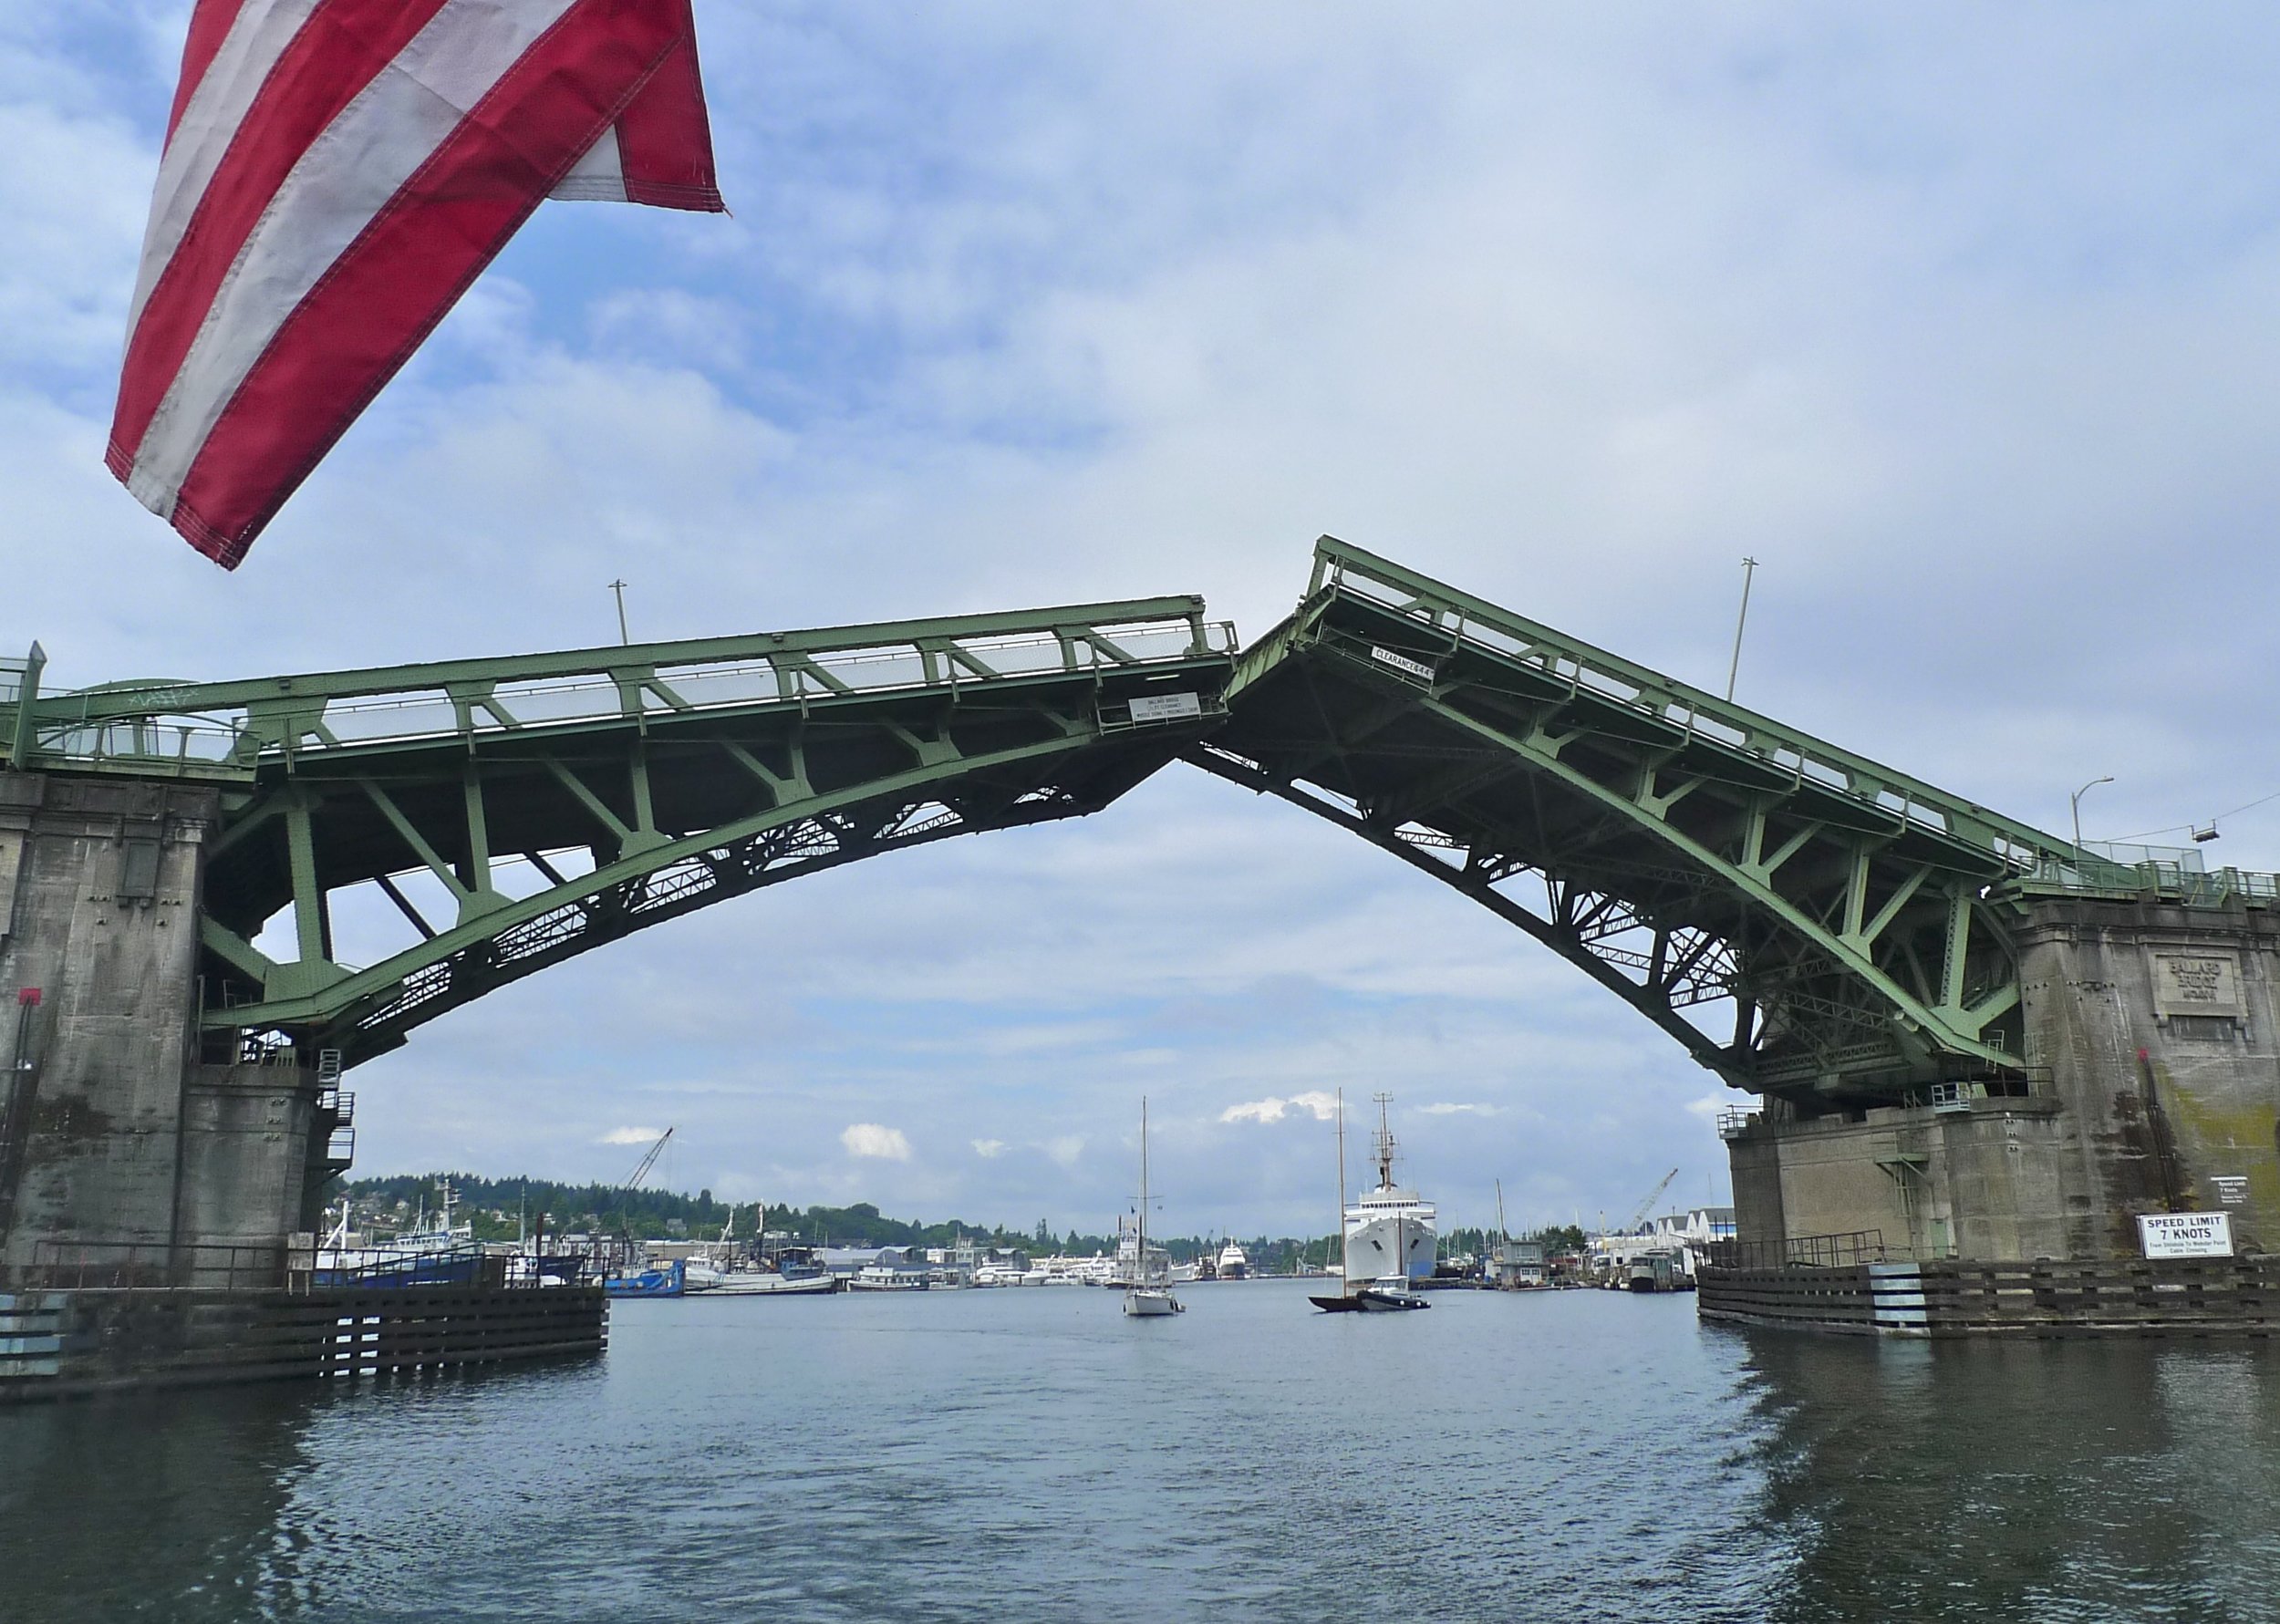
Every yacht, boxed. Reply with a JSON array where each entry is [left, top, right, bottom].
[[1311, 1093, 1435, 1312], [1124, 1097, 1183, 1318], [1215, 1241, 1249, 1281]]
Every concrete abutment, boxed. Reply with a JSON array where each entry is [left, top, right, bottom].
[[0, 771, 328, 1276], [1715, 891, 2280, 1333]]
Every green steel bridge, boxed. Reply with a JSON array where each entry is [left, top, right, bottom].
[[0, 540, 2235, 1112]]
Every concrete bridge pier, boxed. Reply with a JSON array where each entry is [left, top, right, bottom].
[[1715, 887, 2280, 1333], [0, 771, 332, 1281], [1727, 893, 2280, 1264]]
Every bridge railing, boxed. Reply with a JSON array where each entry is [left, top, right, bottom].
[[2019, 854, 2280, 907], [1304, 536, 2075, 873], [4, 606, 1239, 780]]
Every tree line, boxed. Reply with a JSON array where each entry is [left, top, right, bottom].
[[343, 1173, 1589, 1259]]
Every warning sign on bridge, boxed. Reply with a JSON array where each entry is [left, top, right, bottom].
[[2138, 1211, 2233, 1259]]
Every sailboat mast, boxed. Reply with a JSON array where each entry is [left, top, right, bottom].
[[1137, 1095, 1148, 1270], [1334, 1088, 1347, 1283]]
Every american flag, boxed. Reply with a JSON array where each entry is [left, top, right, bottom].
[[109, 0, 725, 569]]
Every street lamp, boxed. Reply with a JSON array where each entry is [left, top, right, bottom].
[[2070, 775, 2115, 851]]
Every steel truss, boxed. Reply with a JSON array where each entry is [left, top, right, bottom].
[[1203, 537, 2068, 1107], [38, 598, 1241, 1070]]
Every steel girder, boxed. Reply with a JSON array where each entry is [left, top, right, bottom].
[[1204, 537, 2069, 1108], [17, 600, 1234, 1070]]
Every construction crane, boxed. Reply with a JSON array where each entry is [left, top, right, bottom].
[[601, 1126, 675, 1273], [623, 1125, 674, 1190], [1619, 1167, 1679, 1236]]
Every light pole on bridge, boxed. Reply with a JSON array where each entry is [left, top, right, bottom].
[[2070, 775, 2115, 852], [606, 579, 630, 646]]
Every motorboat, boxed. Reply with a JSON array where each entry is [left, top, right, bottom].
[[1216, 1241, 1249, 1280], [1311, 1272, 1432, 1313], [1124, 1097, 1185, 1319], [847, 1263, 929, 1291], [704, 1270, 836, 1296], [605, 1258, 687, 1298], [685, 1245, 837, 1296]]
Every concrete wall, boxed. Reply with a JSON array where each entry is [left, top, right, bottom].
[[1725, 1098, 2075, 1262], [174, 1062, 322, 1253], [2019, 896, 2280, 1258], [0, 773, 214, 1266], [0, 771, 327, 1271]]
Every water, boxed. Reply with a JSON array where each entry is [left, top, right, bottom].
[[5, 1282, 2278, 1623]]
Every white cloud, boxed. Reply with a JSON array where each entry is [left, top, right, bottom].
[[1419, 1102, 1498, 1117], [1042, 1135, 1086, 1169], [970, 1138, 1007, 1158], [841, 1122, 914, 1162], [1221, 1091, 1341, 1125], [596, 1125, 666, 1145]]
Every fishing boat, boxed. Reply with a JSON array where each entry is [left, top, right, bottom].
[[316, 1183, 491, 1288], [1124, 1097, 1184, 1318], [689, 1250, 839, 1296], [605, 1257, 687, 1298], [1311, 1092, 1433, 1313]]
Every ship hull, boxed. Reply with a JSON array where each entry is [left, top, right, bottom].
[[1342, 1206, 1437, 1285]]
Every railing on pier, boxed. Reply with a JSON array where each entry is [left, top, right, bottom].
[[11, 1240, 294, 1291], [7, 1240, 579, 1293], [1698, 1229, 1889, 1272]]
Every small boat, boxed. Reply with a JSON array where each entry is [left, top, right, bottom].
[[1310, 1274, 1433, 1313], [1124, 1097, 1185, 1319], [688, 1245, 838, 1296], [605, 1258, 687, 1298], [847, 1263, 929, 1291], [701, 1268, 838, 1296]]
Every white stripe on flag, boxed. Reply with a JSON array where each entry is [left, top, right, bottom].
[[552, 124, 627, 202], [127, 0, 326, 339], [130, 0, 581, 514]]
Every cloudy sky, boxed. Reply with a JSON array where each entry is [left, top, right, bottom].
[[8, 3, 2280, 1239]]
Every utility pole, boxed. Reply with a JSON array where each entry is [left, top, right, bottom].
[[606, 579, 630, 646], [1724, 556, 1758, 702]]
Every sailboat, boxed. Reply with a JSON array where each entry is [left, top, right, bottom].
[[1124, 1097, 1184, 1318]]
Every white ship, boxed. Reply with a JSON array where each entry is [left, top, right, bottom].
[[1216, 1241, 1249, 1280], [1342, 1096, 1436, 1288]]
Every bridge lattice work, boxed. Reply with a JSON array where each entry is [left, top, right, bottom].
[[6, 539, 2193, 1110]]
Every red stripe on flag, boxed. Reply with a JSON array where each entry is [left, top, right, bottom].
[[112, 0, 454, 477], [167, 0, 689, 565], [165, 0, 251, 146], [615, 2, 724, 212]]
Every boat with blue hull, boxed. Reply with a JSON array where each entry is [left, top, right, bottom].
[[605, 1259, 688, 1298]]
